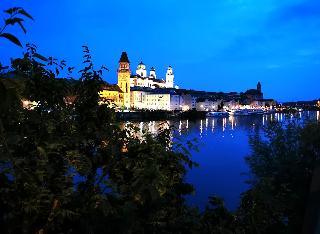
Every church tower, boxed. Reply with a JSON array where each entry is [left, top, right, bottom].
[[166, 66, 174, 88], [117, 52, 131, 109], [257, 81, 262, 93], [136, 61, 147, 77], [150, 67, 156, 79]]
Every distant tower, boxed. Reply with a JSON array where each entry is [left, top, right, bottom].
[[136, 61, 147, 77], [149, 67, 156, 79], [257, 81, 262, 93], [166, 66, 174, 88], [117, 52, 131, 109]]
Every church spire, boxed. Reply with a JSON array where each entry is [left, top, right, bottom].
[[257, 81, 262, 93], [119, 52, 130, 63]]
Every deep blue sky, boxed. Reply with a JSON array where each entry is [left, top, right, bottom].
[[1, 0, 320, 101]]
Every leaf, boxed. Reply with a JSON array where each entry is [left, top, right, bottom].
[[18, 21, 27, 33], [18, 9, 34, 20], [34, 53, 48, 62], [5, 17, 24, 26], [0, 33, 22, 47], [4, 7, 22, 15]]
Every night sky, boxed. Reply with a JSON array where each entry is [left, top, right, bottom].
[[1, 0, 320, 101]]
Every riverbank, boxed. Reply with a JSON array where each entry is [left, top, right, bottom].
[[116, 110, 207, 121], [116, 108, 320, 121]]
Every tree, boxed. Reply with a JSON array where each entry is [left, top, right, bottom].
[[236, 120, 320, 234], [0, 45, 199, 233], [0, 7, 33, 47]]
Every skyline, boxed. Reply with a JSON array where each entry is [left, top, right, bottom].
[[1, 0, 320, 101]]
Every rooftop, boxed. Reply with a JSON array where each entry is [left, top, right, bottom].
[[119, 52, 130, 63]]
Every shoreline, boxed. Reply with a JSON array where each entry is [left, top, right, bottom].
[[116, 108, 320, 121]]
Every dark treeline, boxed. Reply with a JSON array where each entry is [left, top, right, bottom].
[[1, 6, 320, 234]]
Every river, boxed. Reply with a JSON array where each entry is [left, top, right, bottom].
[[125, 111, 320, 210]]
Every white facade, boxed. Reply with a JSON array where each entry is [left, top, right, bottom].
[[136, 62, 147, 77], [130, 62, 174, 89], [130, 89, 187, 111], [145, 93, 171, 110], [150, 67, 156, 78], [130, 90, 147, 109], [166, 66, 174, 88]]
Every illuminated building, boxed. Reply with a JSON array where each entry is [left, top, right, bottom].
[[130, 62, 175, 89]]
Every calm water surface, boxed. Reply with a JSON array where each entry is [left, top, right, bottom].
[[128, 111, 320, 210]]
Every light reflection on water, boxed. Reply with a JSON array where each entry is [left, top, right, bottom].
[[128, 112, 319, 136], [123, 111, 319, 210]]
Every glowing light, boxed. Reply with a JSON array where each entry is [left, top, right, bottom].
[[212, 119, 215, 132], [229, 116, 235, 130], [148, 121, 152, 132], [222, 118, 226, 132], [152, 121, 156, 134]]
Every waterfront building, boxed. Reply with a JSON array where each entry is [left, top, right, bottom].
[[170, 94, 183, 111], [130, 88, 148, 110], [100, 52, 179, 110], [145, 92, 171, 110], [166, 66, 174, 88], [223, 100, 239, 110], [180, 94, 193, 111], [99, 52, 131, 109], [99, 85, 123, 107], [99, 52, 270, 112], [130, 62, 174, 89], [242, 82, 264, 104], [196, 99, 222, 112], [117, 52, 131, 109]]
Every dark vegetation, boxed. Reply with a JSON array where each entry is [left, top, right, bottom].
[[1, 6, 320, 234]]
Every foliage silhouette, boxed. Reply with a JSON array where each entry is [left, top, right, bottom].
[[0, 7, 33, 47], [1, 4, 320, 234]]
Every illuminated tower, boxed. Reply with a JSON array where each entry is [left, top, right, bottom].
[[150, 67, 156, 79], [166, 66, 174, 88], [136, 61, 147, 77], [117, 52, 131, 109], [257, 81, 262, 93]]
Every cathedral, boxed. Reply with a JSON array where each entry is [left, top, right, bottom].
[[99, 52, 176, 109], [130, 62, 174, 89]]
